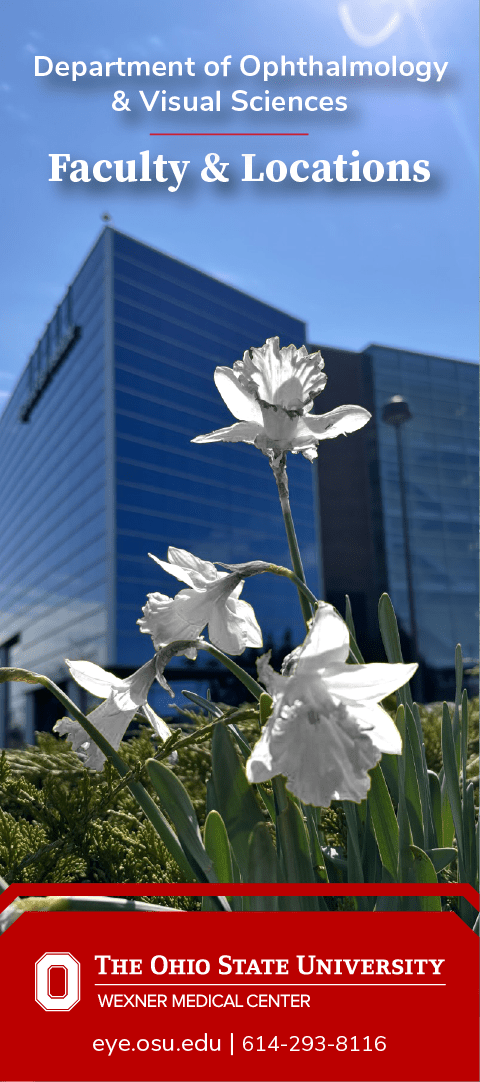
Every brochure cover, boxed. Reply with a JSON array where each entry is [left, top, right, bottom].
[[1, 2, 478, 1081]]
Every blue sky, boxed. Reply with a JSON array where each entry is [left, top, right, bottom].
[[1, 0, 478, 408]]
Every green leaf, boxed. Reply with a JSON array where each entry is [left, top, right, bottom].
[[377, 599, 435, 850], [247, 821, 277, 882], [378, 594, 405, 664], [344, 596, 365, 663], [203, 810, 240, 911], [440, 775, 455, 848], [368, 763, 399, 880], [259, 692, 273, 726], [276, 793, 319, 911], [463, 782, 478, 890], [408, 845, 441, 911], [343, 801, 364, 883], [377, 595, 414, 710], [224, 715, 276, 821], [210, 722, 265, 879], [226, 722, 252, 760], [247, 823, 279, 911], [322, 846, 348, 891], [441, 703, 465, 871], [395, 706, 413, 881], [204, 810, 234, 884], [181, 690, 224, 717], [404, 723, 424, 849], [380, 753, 399, 807], [377, 595, 441, 859], [304, 805, 329, 884], [425, 847, 457, 873], [427, 770, 443, 848], [452, 644, 463, 771], [146, 759, 218, 884], [361, 802, 383, 885], [344, 594, 356, 640], [407, 705, 436, 849], [461, 688, 468, 804]]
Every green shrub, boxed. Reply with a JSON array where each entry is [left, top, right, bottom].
[[0, 727, 206, 908]]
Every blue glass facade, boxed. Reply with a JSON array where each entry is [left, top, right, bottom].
[[0, 237, 109, 743], [316, 343, 478, 694], [367, 345, 478, 670], [111, 231, 320, 672], [0, 228, 321, 741]]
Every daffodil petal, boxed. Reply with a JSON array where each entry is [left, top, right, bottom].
[[257, 652, 288, 695], [296, 603, 350, 665], [141, 702, 172, 742], [192, 421, 262, 445], [351, 701, 402, 755], [229, 597, 263, 648], [304, 404, 371, 439], [208, 595, 262, 654], [119, 657, 156, 707], [54, 694, 138, 771], [65, 659, 125, 698], [148, 547, 217, 588], [214, 367, 263, 423], [149, 555, 196, 587], [246, 701, 380, 807], [322, 661, 417, 703], [138, 591, 207, 647], [168, 547, 218, 584]]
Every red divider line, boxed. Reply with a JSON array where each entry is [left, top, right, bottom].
[[1, 882, 478, 913], [149, 132, 309, 136]]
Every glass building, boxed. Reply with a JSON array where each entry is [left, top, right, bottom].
[[1, 228, 477, 744], [0, 228, 321, 744], [315, 343, 478, 698]]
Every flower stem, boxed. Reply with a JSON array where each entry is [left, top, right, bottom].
[[197, 643, 264, 701], [270, 455, 313, 628], [268, 565, 318, 613]]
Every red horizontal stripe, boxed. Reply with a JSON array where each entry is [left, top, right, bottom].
[[1, 882, 478, 911]]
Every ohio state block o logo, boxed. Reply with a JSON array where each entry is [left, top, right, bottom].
[[35, 952, 81, 1011]]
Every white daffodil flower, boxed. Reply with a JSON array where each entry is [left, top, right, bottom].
[[138, 547, 263, 656], [192, 337, 371, 462], [246, 603, 417, 807], [54, 658, 170, 770]]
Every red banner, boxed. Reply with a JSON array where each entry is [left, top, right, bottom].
[[1, 908, 478, 1082]]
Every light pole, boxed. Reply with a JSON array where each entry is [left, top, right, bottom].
[[382, 395, 423, 700]]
